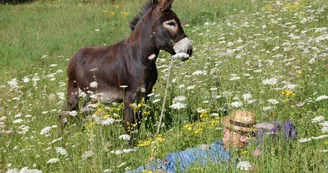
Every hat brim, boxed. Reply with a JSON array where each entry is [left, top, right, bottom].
[[222, 116, 258, 132]]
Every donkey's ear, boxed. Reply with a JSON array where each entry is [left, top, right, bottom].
[[158, 0, 174, 11]]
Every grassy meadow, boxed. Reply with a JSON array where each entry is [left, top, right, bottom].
[[1, 0, 328, 172]]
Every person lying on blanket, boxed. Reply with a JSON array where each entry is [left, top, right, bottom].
[[126, 110, 297, 173]]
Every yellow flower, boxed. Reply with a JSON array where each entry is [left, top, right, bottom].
[[184, 123, 193, 131], [263, 5, 273, 12], [120, 11, 130, 16], [113, 5, 120, 9], [240, 150, 248, 155], [103, 10, 108, 13], [110, 11, 115, 16], [142, 170, 153, 173], [297, 71, 302, 75], [137, 138, 153, 147]]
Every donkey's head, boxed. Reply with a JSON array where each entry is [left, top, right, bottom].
[[130, 0, 193, 60]]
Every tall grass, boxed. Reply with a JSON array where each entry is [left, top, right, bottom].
[[1, 0, 328, 172]]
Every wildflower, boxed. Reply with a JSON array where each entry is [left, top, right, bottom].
[[7, 78, 18, 88], [90, 81, 98, 88], [81, 151, 94, 160], [98, 117, 115, 125], [13, 119, 23, 124], [113, 5, 119, 9], [315, 95, 328, 101], [173, 96, 186, 103], [119, 134, 131, 141], [242, 93, 252, 100], [110, 150, 123, 155], [49, 137, 63, 144], [55, 147, 68, 156], [187, 85, 195, 90], [23, 77, 30, 83], [170, 102, 186, 109], [20, 167, 43, 173], [184, 124, 193, 131], [192, 70, 207, 75], [231, 101, 243, 108], [95, 29, 100, 32], [103, 10, 108, 13], [103, 169, 113, 173], [120, 11, 129, 16], [69, 111, 78, 117], [229, 76, 241, 81], [47, 158, 60, 164], [237, 161, 252, 171], [262, 78, 278, 85], [40, 126, 52, 135], [263, 106, 273, 111], [312, 116, 325, 123], [268, 99, 279, 104]]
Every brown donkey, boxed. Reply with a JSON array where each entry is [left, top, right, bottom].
[[58, 0, 193, 135]]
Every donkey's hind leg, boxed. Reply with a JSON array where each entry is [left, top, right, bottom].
[[58, 80, 79, 136]]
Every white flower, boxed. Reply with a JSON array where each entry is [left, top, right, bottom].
[[242, 93, 252, 100], [81, 151, 94, 160], [263, 106, 273, 111], [231, 101, 243, 108], [119, 134, 131, 141], [47, 158, 59, 164], [98, 118, 115, 125], [173, 96, 186, 103], [152, 99, 161, 103], [298, 138, 312, 143], [237, 161, 252, 171], [13, 119, 23, 124], [262, 78, 278, 85], [122, 148, 137, 153], [315, 95, 328, 101], [95, 29, 100, 32], [55, 147, 68, 156], [192, 70, 207, 75], [229, 76, 241, 81], [40, 126, 52, 135], [23, 77, 30, 83], [312, 116, 325, 123], [117, 162, 126, 168], [187, 85, 195, 90], [20, 167, 43, 173], [49, 137, 63, 144], [268, 99, 279, 104], [7, 78, 18, 88], [170, 102, 186, 109], [69, 111, 78, 117], [5, 169, 19, 173], [90, 81, 98, 88], [103, 169, 112, 173], [56, 92, 65, 100], [227, 42, 234, 47]]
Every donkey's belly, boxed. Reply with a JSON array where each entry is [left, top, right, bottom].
[[96, 89, 124, 103]]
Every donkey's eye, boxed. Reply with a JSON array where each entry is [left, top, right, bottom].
[[166, 21, 176, 26]]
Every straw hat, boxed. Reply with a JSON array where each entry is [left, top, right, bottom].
[[222, 110, 258, 132]]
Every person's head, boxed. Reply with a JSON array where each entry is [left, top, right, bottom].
[[221, 110, 257, 149]]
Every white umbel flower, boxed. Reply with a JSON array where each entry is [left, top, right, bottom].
[[237, 161, 252, 171], [47, 158, 59, 164]]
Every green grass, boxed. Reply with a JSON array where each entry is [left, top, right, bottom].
[[1, 0, 328, 172]]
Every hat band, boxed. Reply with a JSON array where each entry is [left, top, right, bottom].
[[229, 119, 255, 128]]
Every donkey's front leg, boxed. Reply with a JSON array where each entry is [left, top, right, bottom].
[[124, 91, 136, 134]]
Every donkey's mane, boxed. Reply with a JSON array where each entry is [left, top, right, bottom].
[[130, 0, 159, 31]]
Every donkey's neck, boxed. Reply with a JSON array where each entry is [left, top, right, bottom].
[[126, 23, 160, 66]]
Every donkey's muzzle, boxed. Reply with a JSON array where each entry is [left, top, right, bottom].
[[173, 37, 193, 60]]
